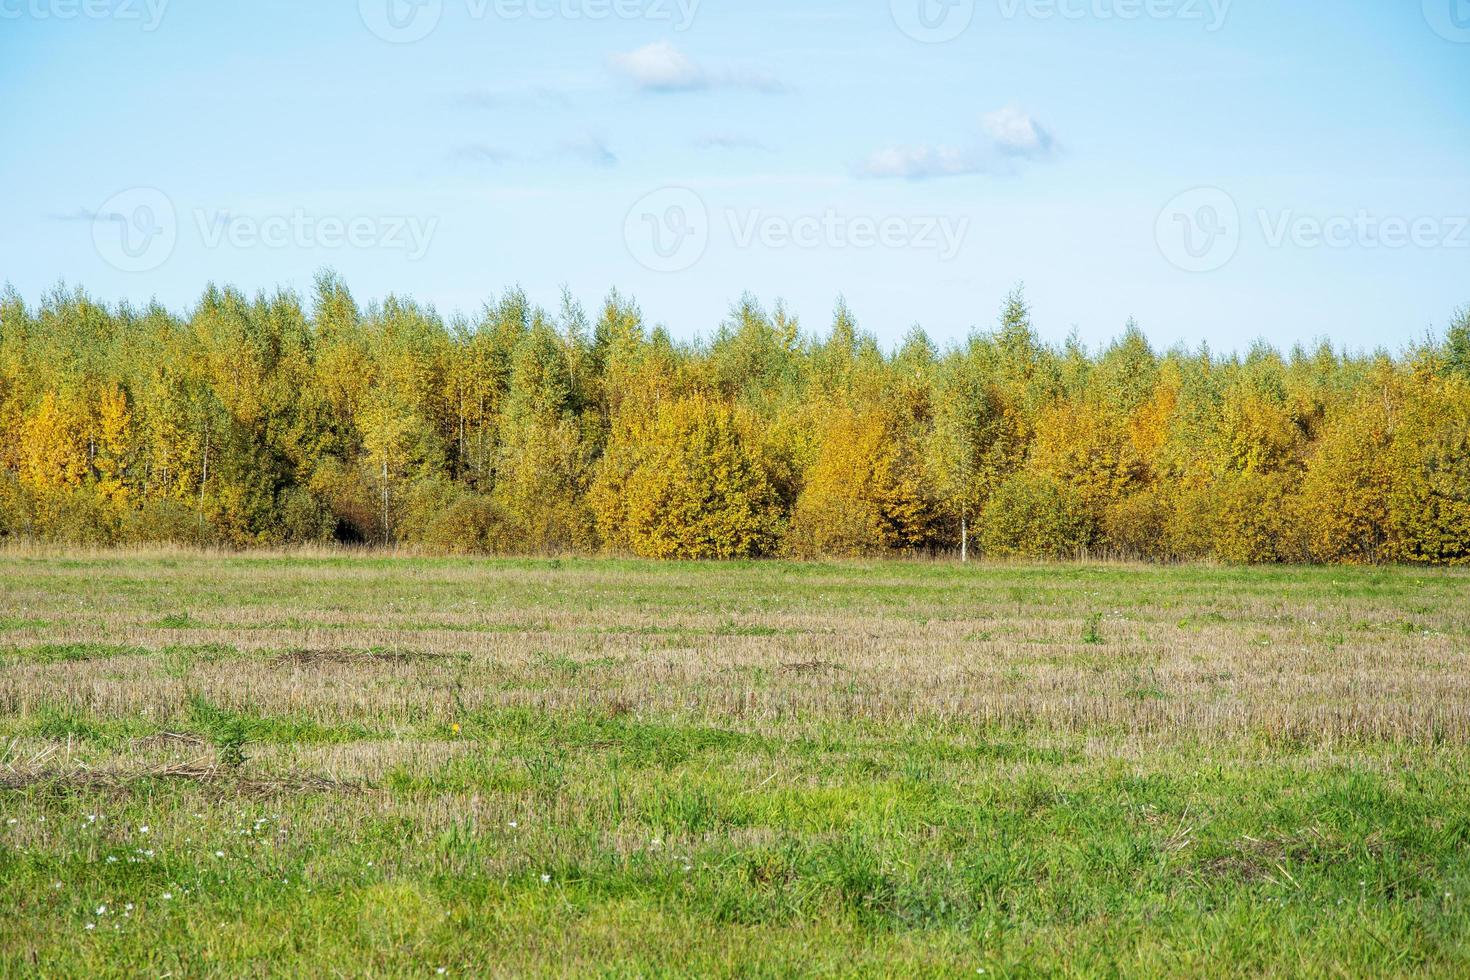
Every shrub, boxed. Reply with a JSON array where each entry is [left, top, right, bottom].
[[1102, 487, 1171, 560], [1209, 471, 1299, 564], [786, 404, 935, 559], [1296, 397, 1394, 564], [278, 488, 337, 545], [399, 479, 511, 555], [1387, 377, 1470, 565], [593, 395, 783, 560], [980, 472, 1091, 559], [120, 498, 207, 546]]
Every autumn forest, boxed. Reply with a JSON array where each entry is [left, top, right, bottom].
[[2, 275, 1468, 565]]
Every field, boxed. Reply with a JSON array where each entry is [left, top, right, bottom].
[[1, 553, 1469, 977]]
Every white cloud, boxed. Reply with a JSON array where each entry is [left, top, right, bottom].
[[859, 146, 974, 180], [982, 106, 1055, 158], [608, 42, 784, 94], [610, 41, 706, 91], [860, 107, 1058, 180]]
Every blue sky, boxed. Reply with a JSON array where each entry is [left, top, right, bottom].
[[2, 0, 1467, 352]]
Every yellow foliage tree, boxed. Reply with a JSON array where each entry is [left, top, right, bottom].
[[1030, 398, 1139, 529], [93, 383, 133, 507], [1387, 375, 1470, 565], [1208, 471, 1299, 564], [591, 395, 781, 560], [1296, 389, 1396, 563], [20, 392, 87, 493], [787, 402, 935, 558]]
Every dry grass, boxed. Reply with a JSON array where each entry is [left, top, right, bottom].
[[1, 553, 1468, 977], [3, 556, 1465, 745]]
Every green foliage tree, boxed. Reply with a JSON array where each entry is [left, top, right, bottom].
[[979, 472, 1090, 559]]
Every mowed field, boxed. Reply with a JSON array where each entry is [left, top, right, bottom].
[[2, 554, 1469, 977]]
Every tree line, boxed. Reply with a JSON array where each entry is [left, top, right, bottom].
[[2, 274, 1468, 564]]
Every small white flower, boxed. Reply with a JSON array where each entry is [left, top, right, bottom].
[[437, 970, 448, 976], [96, 905, 107, 915], [507, 822, 518, 829], [162, 892, 173, 900], [214, 851, 225, 858], [139, 826, 150, 834], [106, 856, 118, 864], [125, 903, 134, 912], [540, 874, 551, 883], [85, 923, 95, 931]]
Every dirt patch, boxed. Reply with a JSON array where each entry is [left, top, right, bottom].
[[129, 731, 208, 750], [780, 659, 845, 676], [269, 648, 442, 669], [0, 761, 362, 796], [1185, 828, 1385, 884]]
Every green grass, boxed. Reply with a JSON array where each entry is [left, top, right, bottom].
[[0, 553, 1468, 977]]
